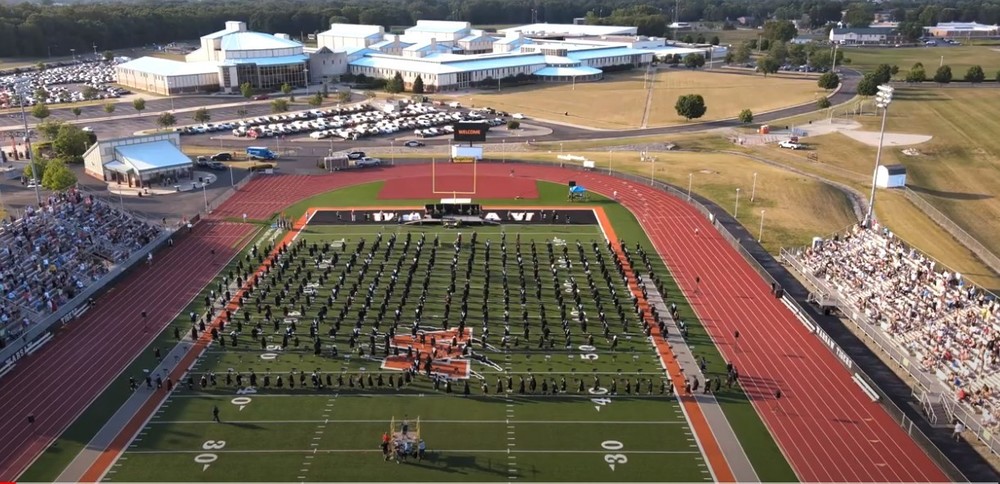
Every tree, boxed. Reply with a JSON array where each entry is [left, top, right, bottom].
[[933, 65, 953, 84], [337, 89, 352, 103], [759, 38, 771, 52], [308, 93, 323, 107], [132, 97, 146, 113], [31, 103, 51, 120], [683, 53, 705, 69], [695, 34, 706, 44], [235, 108, 248, 120], [412, 75, 425, 94], [757, 57, 780, 76], [23, 160, 47, 181], [965, 65, 986, 83], [386, 72, 404, 93], [280, 83, 294, 102], [193, 107, 210, 123], [103, 103, 115, 114], [364, 90, 376, 100], [762, 20, 797, 42], [843, 3, 874, 28], [82, 86, 99, 100], [41, 159, 76, 191], [710, 36, 720, 46], [507, 120, 520, 130], [817, 97, 832, 109], [856, 73, 879, 96], [240, 82, 253, 99], [51, 124, 90, 162], [103, 50, 114, 62], [157, 112, 177, 130], [996, 70, 1000, 83], [674, 94, 707, 120], [682, 34, 695, 43], [724, 52, 735, 64], [733, 42, 752, 64], [738, 109, 753, 124], [271, 99, 289, 113], [817, 72, 840, 90], [34, 87, 49, 101], [37, 120, 66, 140], [71, 107, 82, 119], [872, 64, 893, 84], [905, 68, 926, 83]]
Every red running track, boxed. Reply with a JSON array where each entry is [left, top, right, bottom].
[[0, 221, 252, 480], [216, 167, 947, 481], [4, 166, 947, 481]]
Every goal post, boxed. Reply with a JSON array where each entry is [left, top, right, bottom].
[[431, 156, 478, 195]]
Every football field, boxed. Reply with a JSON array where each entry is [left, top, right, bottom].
[[105, 221, 714, 482]]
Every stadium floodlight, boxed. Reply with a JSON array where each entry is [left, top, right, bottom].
[[865, 84, 894, 227], [12, 77, 42, 206]]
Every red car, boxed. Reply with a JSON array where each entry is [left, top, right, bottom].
[[252, 94, 269, 100]]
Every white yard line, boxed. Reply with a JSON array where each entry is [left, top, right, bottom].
[[147, 419, 687, 425], [126, 449, 702, 455]]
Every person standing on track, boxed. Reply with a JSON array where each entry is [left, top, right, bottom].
[[213, 405, 221, 423]]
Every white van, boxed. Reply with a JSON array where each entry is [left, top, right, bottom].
[[448, 101, 462, 108]]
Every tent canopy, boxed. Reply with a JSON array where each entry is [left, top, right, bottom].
[[569, 185, 586, 194]]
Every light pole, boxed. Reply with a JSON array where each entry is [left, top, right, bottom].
[[751, 172, 758, 202], [70, 48, 76, 61], [229, 165, 234, 187], [390, 140, 395, 164], [649, 156, 655, 186], [687, 172, 692, 200], [559, 142, 563, 156], [13, 78, 41, 206], [734, 188, 741, 218], [202, 182, 209, 211], [865, 85, 893, 227], [608, 149, 613, 175], [502, 139, 506, 162], [304, 67, 310, 95], [758, 209, 765, 242], [93, 43, 98, 58]]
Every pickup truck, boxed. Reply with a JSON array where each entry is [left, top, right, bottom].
[[778, 140, 803, 150]]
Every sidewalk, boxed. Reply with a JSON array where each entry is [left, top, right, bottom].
[[644, 279, 760, 482]]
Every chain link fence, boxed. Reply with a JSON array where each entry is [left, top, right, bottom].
[[902, 187, 1000, 277]]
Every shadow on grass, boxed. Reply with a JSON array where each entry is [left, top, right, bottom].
[[908, 184, 993, 201]]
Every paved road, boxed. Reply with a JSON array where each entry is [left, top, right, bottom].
[[0, 95, 249, 129]]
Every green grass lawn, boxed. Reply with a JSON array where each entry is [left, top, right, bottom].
[[841, 45, 1000, 76], [28, 181, 795, 483]]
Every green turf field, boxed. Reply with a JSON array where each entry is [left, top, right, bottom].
[[107, 222, 714, 482]]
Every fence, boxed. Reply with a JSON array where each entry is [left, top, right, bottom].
[[781, 244, 1000, 461], [902, 187, 1000, 276], [479, 158, 968, 480]]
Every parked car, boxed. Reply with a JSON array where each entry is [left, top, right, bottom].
[[211, 152, 233, 161], [195, 156, 209, 167], [512, 113, 526, 119], [26, 179, 40, 188], [356, 157, 382, 167], [346, 151, 366, 160], [252, 94, 269, 100], [404, 140, 425, 147], [208, 161, 227, 170], [778, 140, 803, 150]]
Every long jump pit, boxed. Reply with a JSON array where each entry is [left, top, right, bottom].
[[378, 161, 538, 200]]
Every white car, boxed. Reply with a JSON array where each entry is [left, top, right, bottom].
[[778, 140, 803, 150], [26, 179, 40, 188], [356, 157, 382, 167], [512, 113, 526, 119]]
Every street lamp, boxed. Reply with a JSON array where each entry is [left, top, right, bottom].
[[687, 172, 692, 201], [735, 188, 741, 218], [865, 84, 893, 227], [229, 165, 234, 187], [502, 139, 506, 163], [608, 149, 613, 175], [13, 78, 41, 206], [751, 172, 758, 202], [304, 67, 310, 95], [758, 209, 765, 242], [70, 48, 76, 61], [390, 140, 395, 165], [202, 182, 209, 212], [649, 156, 655, 186]]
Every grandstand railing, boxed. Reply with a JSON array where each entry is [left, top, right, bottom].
[[0, 227, 174, 368], [442, 158, 971, 480], [780, 245, 1000, 458]]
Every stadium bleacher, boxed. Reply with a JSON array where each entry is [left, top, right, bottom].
[[795, 223, 1000, 427], [0, 189, 162, 346]]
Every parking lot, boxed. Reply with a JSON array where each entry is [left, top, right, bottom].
[[0, 60, 127, 108], [175, 101, 510, 145]]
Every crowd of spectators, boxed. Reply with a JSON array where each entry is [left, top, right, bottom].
[[795, 223, 1000, 414], [0, 189, 162, 347]]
